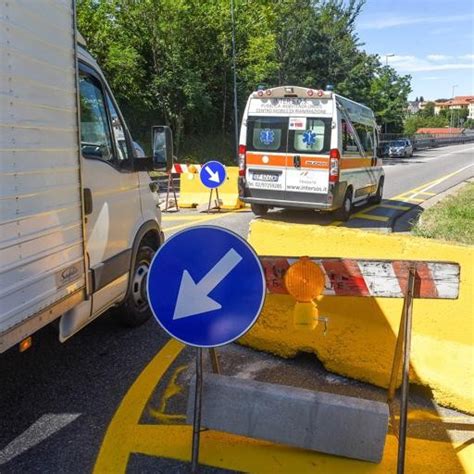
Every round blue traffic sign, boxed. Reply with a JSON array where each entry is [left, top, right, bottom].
[[147, 226, 266, 347], [200, 160, 227, 189]]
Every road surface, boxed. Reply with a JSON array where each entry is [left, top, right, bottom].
[[0, 144, 472, 473]]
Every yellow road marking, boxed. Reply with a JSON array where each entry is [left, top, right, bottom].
[[392, 163, 474, 201], [164, 210, 246, 233], [162, 214, 209, 221], [94, 339, 185, 473], [351, 213, 390, 222], [149, 365, 188, 424], [379, 203, 411, 211], [327, 167, 470, 226], [95, 339, 473, 473]]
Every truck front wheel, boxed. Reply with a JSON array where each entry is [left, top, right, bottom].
[[116, 244, 155, 327]]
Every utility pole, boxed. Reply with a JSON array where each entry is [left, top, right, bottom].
[[230, 0, 239, 163], [383, 54, 395, 134], [384, 53, 395, 65], [450, 84, 458, 129]]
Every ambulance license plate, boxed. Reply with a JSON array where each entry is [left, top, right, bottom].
[[251, 172, 280, 182]]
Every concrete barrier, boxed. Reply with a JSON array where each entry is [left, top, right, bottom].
[[187, 374, 389, 462], [243, 220, 474, 414], [178, 166, 244, 209]]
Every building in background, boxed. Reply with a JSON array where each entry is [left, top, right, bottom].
[[468, 101, 474, 120], [434, 96, 474, 115]]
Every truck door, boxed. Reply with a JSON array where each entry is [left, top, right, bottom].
[[78, 66, 141, 294], [285, 117, 332, 204], [245, 117, 289, 201]]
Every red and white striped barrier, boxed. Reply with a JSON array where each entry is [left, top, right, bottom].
[[171, 163, 202, 174], [260, 257, 460, 299]]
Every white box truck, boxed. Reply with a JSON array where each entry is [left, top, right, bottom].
[[0, 0, 173, 353]]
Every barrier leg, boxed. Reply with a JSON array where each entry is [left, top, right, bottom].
[[164, 172, 179, 212], [216, 188, 221, 212], [387, 264, 416, 474], [170, 173, 178, 211], [397, 265, 415, 474], [206, 189, 222, 213], [191, 347, 203, 473]]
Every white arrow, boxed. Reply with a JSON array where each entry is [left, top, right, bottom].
[[0, 413, 80, 465], [205, 165, 220, 183], [173, 248, 243, 320]]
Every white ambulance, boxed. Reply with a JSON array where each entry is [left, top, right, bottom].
[[238, 86, 384, 220]]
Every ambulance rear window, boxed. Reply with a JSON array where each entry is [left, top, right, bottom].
[[293, 118, 327, 153], [248, 117, 287, 152]]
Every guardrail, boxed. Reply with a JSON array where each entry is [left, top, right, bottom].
[[380, 133, 474, 151]]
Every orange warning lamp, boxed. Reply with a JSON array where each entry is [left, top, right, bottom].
[[284, 257, 327, 331]]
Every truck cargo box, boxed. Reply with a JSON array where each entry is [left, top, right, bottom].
[[0, 0, 86, 352]]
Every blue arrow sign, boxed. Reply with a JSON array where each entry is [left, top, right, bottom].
[[200, 160, 227, 189], [147, 226, 265, 347]]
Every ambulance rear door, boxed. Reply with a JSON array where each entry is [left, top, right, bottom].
[[284, 116, 332, 205], [245, 116, 290, 202]]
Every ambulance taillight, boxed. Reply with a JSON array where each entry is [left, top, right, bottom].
[[329, 148, 340, 183], [238, 144, 246, 177]]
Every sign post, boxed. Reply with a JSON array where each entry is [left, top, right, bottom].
[[199, 161, 227, 213], [147, 226, 265, 472]]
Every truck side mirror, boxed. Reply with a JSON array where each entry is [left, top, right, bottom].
[[152, 125, 174, 171]]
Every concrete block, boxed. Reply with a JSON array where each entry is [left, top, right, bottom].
[[187, 374, 388, 463]]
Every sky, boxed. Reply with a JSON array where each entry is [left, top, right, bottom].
[[355, 0, 474, 101]]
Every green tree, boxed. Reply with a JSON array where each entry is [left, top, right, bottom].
[[77, 0, 413, 160], [369, 66, 412, 133], [419, 101, 435, 117]]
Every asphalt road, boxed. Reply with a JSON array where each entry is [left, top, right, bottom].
[[161, 143, 474, 238], [0, 143, 472, 473]]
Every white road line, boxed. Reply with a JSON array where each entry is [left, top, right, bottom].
[[0, 413, 80, 465]]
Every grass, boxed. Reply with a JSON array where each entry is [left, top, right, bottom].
[[413, 182, 474, 245]]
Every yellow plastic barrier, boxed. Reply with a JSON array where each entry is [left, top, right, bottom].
[[243, 220, 474, 414], [178, 165, 244, 209], [219, 166, 244, 210], [178, 172, 209, 208]]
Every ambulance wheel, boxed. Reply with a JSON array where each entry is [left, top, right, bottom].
[[251, 203, 268, 216], [335, 188, 352, 221], [371, 177, 384, 204], [115, 244, 155, 327]]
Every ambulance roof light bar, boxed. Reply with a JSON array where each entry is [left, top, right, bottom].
[[253, 86, 332, 99]]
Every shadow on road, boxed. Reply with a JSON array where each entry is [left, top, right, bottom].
[[255, 199, 424, 233]]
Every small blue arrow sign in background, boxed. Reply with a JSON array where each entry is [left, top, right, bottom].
[[200, 160, 227, 189], [147, 226, 265, 347]]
